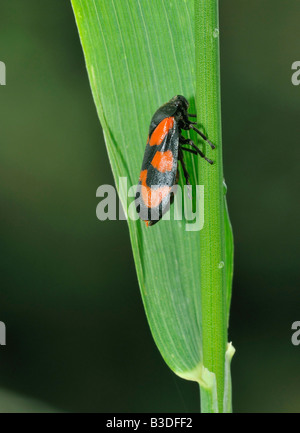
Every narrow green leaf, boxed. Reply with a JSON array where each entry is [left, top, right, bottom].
[[72, 0, 204, 377], [71, 0, 234, 412]]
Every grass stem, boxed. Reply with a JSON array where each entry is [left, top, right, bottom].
[[195, 0, 228, 413]]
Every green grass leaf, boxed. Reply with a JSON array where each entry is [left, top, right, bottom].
[[71, 0, 234, 412]]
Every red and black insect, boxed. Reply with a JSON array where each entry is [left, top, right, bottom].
[[135, 95, 215, 226]]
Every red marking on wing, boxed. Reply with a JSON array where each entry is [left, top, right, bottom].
[[139, 170, 171, 208], [149, 117, 174, 146], [151, 150, 173, 172]]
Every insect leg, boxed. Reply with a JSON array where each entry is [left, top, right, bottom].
[[188, 113, 197, 118], [178, 148, 192, 199], [181, 147, 197, 155], [188, 125, 215, 150], [181, 139, 213, 165], [178, 148, 191, 185], [179, 136, 190, 144]]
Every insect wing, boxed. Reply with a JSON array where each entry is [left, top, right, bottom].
[[135, 117, 179, 224]]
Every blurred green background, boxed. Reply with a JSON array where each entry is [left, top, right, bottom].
[[0, 0, 299, 413]]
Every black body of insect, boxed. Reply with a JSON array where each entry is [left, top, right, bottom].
[[135, 95, 215, 226]]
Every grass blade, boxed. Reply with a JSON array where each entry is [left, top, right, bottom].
[[71, 0, 234, 412]]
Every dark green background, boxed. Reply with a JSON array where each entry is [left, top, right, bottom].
[[0, 0, 299, 413]]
